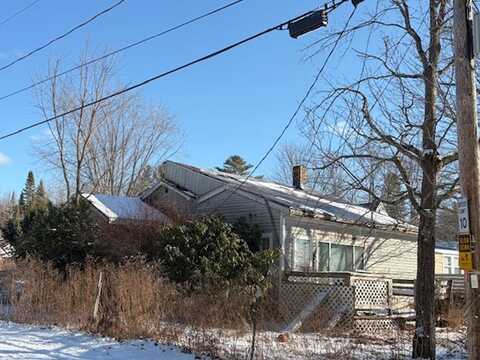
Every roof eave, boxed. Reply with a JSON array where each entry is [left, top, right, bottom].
[[288, 207, 418, 234]]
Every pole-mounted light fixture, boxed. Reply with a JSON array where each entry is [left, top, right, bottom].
[[288, 10, 328, 38]]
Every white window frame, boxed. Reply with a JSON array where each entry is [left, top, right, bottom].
[[436, 248, 462, 275], [443, 254, 461, 274], [291, 235, 366, 272]]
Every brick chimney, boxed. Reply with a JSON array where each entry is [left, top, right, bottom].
[[292, 165, 308, 190]]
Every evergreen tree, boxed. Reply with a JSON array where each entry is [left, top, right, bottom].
[[19, 171, 36, 211], [216, 155, 254, 176], [33, 180, 49, 211], [382, 172, 407, 221]]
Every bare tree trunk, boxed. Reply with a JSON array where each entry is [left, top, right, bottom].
[[412, 2, 441, 356], [413, 205, 437, 358]]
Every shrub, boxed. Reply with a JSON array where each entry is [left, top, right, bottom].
[[4, 201, 99, 269], [232, 217, 267, 252], [155, 216, 253, 291]]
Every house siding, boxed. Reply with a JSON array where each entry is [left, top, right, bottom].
[[147, 184, 194, 218], [435, 252, 444, 274], [197, 191, 283, 248], [285, 217, 417, 279]]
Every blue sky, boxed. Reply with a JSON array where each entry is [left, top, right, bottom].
[[0, 0, 373, 194]]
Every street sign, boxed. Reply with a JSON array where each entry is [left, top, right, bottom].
[[459, 234, 473, 251], [458, 233, 474, 272], [472, 273, 479, 289], [458, 197, 471, 234], [460, 251, 474, 272]]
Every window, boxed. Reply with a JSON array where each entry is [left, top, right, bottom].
[[318, 242, 329, 271], [292, 237, 365, 272], [294, 238, 312, 271], [443, 254, 461, 274], [331, 244, 353, 271], [354, 246, 365, 271]]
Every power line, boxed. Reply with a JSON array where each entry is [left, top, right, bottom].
[[0, 9, 318, 142], [302, 7, 429, 230], [0, 0, 125, 73], [0, 0, 246, 102], [0, 0, 41, 27], [281, 0, 377, 230], [208, 1, 357, 214]]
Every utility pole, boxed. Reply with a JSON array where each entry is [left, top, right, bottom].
[[453, 0, 480, 358]]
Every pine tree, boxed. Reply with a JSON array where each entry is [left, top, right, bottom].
[[19, 171, 36, 212], [33, 180, 49, 211], [216, 155, 254, 176]]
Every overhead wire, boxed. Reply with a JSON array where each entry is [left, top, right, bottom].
[[302, 7, 430, 238], [0, 8, 319, 141], [0, 0, 126, 73], [207, 0, 357, 216], [0, 0, 41, 27], [0, 0, 246, 102]]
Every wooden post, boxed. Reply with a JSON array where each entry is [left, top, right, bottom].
[[93, 271, 103, 322], [453, 0, 480, 357]]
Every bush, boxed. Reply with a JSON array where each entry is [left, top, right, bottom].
[[4, 201, 99, 269], [154, 216, 253, 291], [232, 217, 267, 253]]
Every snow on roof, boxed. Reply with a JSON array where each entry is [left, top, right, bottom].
[[82, 194, 169, 224], [164, 161, 417, 232]]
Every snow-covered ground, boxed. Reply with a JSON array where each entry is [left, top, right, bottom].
[[0, 322, 195, 359], [0, 321, 467, 359]]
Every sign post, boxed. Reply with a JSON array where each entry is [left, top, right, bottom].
[[458, 197, 470, 234]]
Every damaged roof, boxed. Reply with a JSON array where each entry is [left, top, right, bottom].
[[160, 161, 417, 233]]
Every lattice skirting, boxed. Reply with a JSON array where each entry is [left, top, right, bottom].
[[353, 318, 405, 334], [279, 282, 355, 330], [279, 275, 398, 333], [352, 279, 390, 309]]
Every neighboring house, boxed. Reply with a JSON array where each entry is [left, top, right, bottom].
[[141, 161, 419, 280], [81, 193, 169, 224], [435, 240, 461, 275]]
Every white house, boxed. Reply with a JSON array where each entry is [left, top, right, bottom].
[[141, 161, 419, 280], [435, 240, 461, 275]]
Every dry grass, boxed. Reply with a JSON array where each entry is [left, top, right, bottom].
[[0, 259, 467, 359], [446, 304, 465, 329], [5, 259, 253, 340]]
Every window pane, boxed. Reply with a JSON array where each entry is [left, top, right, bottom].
[[312, 241, 318, 271], [354, 246, 365, 270], [445, 256, 452, 266], [319, 242, 329, 272], [330, 244, 353, 271], [294, 238, 311, 271]]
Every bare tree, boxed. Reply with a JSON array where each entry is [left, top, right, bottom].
[[274, 143, 352, 200], [298, 1, 454, 358], [34, 49, 181, 202]]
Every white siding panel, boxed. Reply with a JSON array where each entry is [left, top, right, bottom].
[[197, 191, 283, 247]]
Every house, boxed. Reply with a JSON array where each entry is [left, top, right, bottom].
[[141, 161, 419, 280], [81, 193, 169, 224], [435, 240, 461, 275]]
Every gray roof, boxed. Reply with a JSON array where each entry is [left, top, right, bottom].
[[160, 161, 417, 232], [82, 194, 169, 224]]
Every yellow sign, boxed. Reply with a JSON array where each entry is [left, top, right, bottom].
[[459, 251, 474, 272], [459, 234, 473, 252]]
